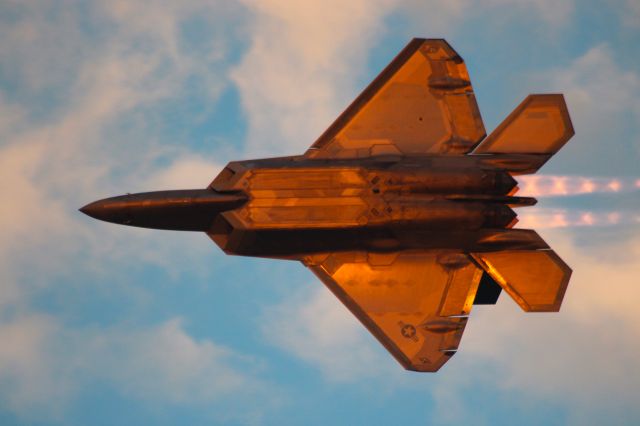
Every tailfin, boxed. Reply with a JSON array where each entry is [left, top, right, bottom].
[[471, 249, 571, 312], [473, 94, 574, 174]]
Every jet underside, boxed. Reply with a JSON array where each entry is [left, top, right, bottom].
[[207, 155, 540, 258], [82, 38, 574, 372]]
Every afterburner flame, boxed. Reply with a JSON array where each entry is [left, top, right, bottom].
[[516, 175, 638, 197], [517, 208, 639, 229]]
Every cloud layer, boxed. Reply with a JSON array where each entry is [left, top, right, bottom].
[[0, 316, 274, 422]]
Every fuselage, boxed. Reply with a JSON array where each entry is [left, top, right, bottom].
[[211, 155, 545, 258], [81, 154, 544, 260]]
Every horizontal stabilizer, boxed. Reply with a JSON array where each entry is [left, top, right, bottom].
[[471, 249, 571, 312], [473, 94, 574, 173]]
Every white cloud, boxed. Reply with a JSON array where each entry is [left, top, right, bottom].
[[535, 44, 640, 175], [89, 318, 260, 404], [400, 0, 573, 32], [0, 0, 239, 308], [486, 0, 573, 25], [0, 3, 90, 93], [231, 0, 579, 159], [231, 0, 398, 157], [549, 44, 640, 117], [262, 285, 395, 381], [0, 4, 253, 419], [146, 156, 223, 190], [0, 315, 72, 419], [0, 316, 274, 422]]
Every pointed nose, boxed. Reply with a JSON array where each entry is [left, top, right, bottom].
[[80, 189, 247, 231], [79, 200, 108, 220], [79, 195, 134, 224]]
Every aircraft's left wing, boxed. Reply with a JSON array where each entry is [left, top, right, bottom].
[[305, 38, 486, 159], [303, 250, 484, 372]]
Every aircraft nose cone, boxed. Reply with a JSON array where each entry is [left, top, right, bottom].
[[79, 200, 104, 219], [80, 190, 247, 231], [79, 196, 132, 225]]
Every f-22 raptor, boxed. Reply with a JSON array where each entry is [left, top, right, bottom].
[[82, 39, 574, 372]]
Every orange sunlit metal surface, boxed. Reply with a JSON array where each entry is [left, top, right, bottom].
[[81, 39, 575, 372], [307, 38, 486, 158], [307, 251, 482, 371]]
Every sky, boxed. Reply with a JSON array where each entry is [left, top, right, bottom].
[[1, 0, 639, 425]]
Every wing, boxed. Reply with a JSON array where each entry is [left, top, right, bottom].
[[304, 38, 486, 159], [303, 250, 484, 372]]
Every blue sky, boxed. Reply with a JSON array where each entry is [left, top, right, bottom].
[[1, 1, 639, 425]]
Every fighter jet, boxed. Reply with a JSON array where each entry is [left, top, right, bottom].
[[81, 39, 574, 372]]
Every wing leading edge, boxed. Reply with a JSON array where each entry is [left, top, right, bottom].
[[303, 251, 484, 372], [305, 38, 486, 159]]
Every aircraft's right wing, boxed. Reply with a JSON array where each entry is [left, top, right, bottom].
[[303, 250, 484, 372], [305, 39, 486, 159]]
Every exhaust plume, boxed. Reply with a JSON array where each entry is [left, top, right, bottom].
[[516, 175, 640, 197], [516, 208, 640, 229]]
